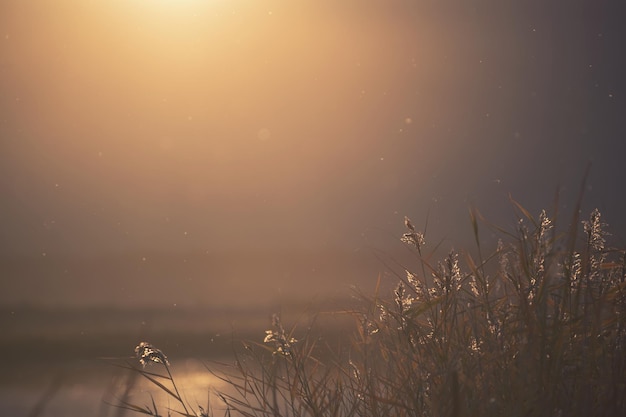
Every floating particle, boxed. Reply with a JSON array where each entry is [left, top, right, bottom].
[[258, 128, 271, 141]]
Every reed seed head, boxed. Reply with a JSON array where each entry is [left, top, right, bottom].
[[134, 341, 170, 368]]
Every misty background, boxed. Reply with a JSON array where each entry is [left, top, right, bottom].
[[1, 0, 625, 309]]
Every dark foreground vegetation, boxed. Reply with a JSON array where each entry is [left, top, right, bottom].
[[113, 199, 626, 417]]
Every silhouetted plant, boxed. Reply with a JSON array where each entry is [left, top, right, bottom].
[[114, 200, 626, 417]]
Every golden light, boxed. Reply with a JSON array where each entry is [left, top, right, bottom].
[[2, 0, 456, 304]]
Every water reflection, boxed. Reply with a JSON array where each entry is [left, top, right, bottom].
[[0, 303, 355, 416], [106, 358, 231, 417], [2, 358, 233, 417], [0, 306, 240, 416]]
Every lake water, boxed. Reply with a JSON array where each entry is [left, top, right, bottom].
[[2, 357, 233, 417], [1, 308, 263, 416], [0, 304, 356, 416]]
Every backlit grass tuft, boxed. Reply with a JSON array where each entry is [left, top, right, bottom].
[[115, 200, 626, 417]]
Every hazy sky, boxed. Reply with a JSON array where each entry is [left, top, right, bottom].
[[1, 0, 625, 307]]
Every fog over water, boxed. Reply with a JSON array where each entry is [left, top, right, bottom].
[[1, 0, 625, 309], [2, 2, 626, 416]]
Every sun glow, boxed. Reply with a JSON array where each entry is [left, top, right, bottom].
[[2, 0, 450, 260]]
